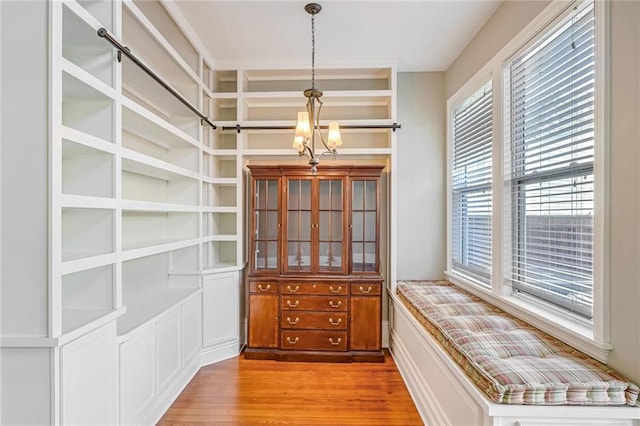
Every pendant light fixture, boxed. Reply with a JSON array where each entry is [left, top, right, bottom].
[[292, 3, 342, 173]]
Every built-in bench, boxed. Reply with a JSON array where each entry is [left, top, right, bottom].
[[389, 280, 640, 426]]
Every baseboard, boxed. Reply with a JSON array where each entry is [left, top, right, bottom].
[[139, 356, 200, 426], [200, 338, 242, 367], [382, 320, 389, 348]]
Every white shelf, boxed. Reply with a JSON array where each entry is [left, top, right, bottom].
[[64, 0, 113, 33], [61, 307, 126, 343], [121, 237, 201, 262], [62, 71, 114, 143], [60, 125, 116, 154], [117, 287, 201, 338], [121, 148, 200, 181], [202, 235, 238, 243], [121, 200, 200, 213], [202, 206, 238, 214], [62, 4, 114, 87], [122, 105, 200, 172], [60, 194, 116, 209], [121, 97, 200, 148], [61, 252, 117, 276], [201, 176, 237, 185]]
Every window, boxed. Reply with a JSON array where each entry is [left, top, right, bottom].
[[505, 1, 595, 319], [451, 81, 493, 283]]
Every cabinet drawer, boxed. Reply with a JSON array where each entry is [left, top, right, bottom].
[[281, 295, 347, 311], [350, 283, 382, 296], [281, 330, 348, 351], [249, 282, 278, 294], [281, 282, 348, 295], [281, 312, 348, 330]]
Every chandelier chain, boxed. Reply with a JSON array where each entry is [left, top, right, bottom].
[[311, 12, 316, 90]]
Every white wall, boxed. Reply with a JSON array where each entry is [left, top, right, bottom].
[[396, 72, 446, 280], [445, 0, 640, 385]]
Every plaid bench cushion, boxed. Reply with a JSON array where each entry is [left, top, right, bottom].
[[397, 280, 639, 406]]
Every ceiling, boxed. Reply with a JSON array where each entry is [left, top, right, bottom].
[[172, 1, 502, 72]]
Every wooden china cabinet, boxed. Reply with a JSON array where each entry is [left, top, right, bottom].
[[245, 165, 384, 362]]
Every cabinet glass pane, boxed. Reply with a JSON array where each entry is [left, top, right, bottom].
[[254, 178, 278, 271], [288, 241, 310, 270], [365, 180, 377, 210], [267, 211, 278, 239], [319, 242, 342, 271], [365, 243, 376, 271], [256, 180, 266, 209], [300, 211, 311, 240], [319, 211, 330, 241], [352, 211, 363, 241], [353, 181, 363, 210], [365, 212, 376, 242], [319, 180, 342, 210], [300, 180, 311, 209], [255, 241, 266, 269], [267, 180, 278, 209], [287, 211, 298, 240], [332, 211, 342, 241], [289, 180, 299, 210], [267, 241, 278, 268], [256, 211, 267, 239]]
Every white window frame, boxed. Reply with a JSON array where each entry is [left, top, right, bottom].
[[446, 0, 611, 362], [449, 79, 493, 285]]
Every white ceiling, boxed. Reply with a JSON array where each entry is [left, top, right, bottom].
[[172, 1, 502, 72]]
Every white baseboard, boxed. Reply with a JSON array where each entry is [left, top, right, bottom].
[[382, 320, 389, 348], [200, 339, 242, 367], [139, 356, 200, 426]]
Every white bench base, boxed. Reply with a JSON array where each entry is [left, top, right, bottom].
[[389, 293, 640, 426]]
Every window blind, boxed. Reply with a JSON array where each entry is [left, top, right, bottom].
[[507, 0, 595, 318], [452, 81, 493, 282]]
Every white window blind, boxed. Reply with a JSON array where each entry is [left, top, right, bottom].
[[452, 81, 493, 282], [507, 0, 595, 318]]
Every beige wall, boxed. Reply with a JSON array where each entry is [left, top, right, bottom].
[[607, 0, 640, 384], [396, 72, 446, 280], [444, 0, 640, 384], [446, 0, 551, 98]]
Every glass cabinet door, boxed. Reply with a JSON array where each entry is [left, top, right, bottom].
[[253, 179, 279, 272], [318, 178, 345, 273], [351, 179, 379, 273], [285, 178, 312, 272]]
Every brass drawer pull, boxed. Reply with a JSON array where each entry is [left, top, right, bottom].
[[329, 337, 342, 346], [359, 286, 373, 294], [257, 284, 270, 292], [329, 285, 342, 294], [287, 285, 300, 293], [287, 337, 299, 345], [329, 318, 342, 326], [287, 317, 300, 325], [286, 300, 299, 307], [329, 300, 342, 308]]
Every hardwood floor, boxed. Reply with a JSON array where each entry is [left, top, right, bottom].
[[158, 351, 423, 425]]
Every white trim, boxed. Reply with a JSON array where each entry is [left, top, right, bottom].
[[200, 339, 242, 367]]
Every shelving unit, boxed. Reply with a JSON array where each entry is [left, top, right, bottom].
[[2, 0, 395, 423], [2, 1, 243, 424]]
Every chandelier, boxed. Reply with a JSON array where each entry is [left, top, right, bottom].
[[292, 3, 342, 173]]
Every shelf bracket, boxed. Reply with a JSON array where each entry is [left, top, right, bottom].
[[97, 28, 217, 129]]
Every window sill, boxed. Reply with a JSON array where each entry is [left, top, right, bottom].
[[445, 270, 612, 363]]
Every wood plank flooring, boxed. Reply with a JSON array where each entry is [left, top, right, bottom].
[[158, 351, 423, 425]]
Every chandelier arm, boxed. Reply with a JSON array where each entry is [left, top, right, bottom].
[[314, 97, 333, 153]]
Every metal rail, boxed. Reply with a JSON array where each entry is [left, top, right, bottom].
[[97, 27, 216, 129]]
